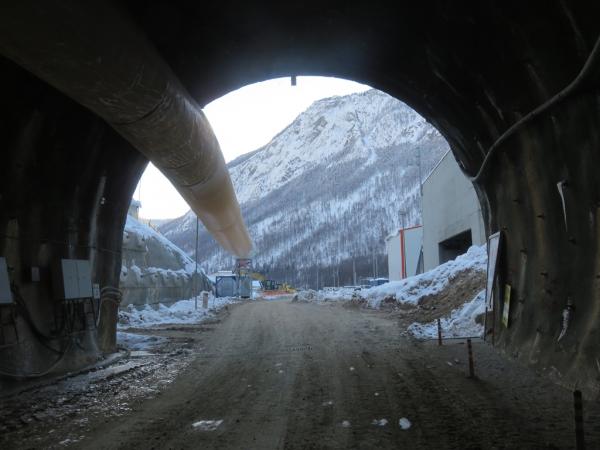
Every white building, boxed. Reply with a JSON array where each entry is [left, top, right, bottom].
[[422, 151, 485, 271], [386, 226, 423, 281]]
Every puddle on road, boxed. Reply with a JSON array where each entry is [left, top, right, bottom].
[[192, 420, 223, 431]]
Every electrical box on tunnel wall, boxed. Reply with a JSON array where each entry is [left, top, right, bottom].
[[54, 259, 93, 300], [0, 257, 13, 304]]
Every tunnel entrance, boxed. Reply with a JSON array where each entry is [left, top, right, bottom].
[[1, 1, 599, 428], [438, 230, 472, 265]]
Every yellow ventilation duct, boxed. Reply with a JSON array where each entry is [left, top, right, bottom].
[[0, 0, 252, 256]]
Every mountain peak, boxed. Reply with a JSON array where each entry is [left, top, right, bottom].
[[160, 89, 448, 286], [228, 89, 438, 204]]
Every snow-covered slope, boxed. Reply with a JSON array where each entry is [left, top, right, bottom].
[[159, 89, 449, 287], [124, 215, 198, 274], [229, 91, 439, 204], [121, 215, 211, 305]]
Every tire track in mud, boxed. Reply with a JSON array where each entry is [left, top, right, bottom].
[[6, 300, 598, 449]]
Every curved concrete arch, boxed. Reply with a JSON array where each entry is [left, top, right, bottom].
[[0, 0, 252, 258], [1, 1, 600, 392]]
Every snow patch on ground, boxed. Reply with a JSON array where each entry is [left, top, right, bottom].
[[372, 418, 388, 427], [407, 289, 485, 338], [192, 420, 223, 431], [116, 332, 167, 351], [118, 296, 239, 328], [399, 417, 412, 430]]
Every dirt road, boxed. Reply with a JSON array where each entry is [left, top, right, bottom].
[[3, 299, 599, 449]]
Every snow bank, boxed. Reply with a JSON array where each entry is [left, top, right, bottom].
[[293, 245, 487, 339], [364, 245, 486, 308], [299, 245, 486, 309], [293, 288, 357, 303], [125, 215, 200, 274], [118, 296, 238, 328], [407, 289, 485, 339]]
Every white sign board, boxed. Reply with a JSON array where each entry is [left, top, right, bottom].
[[485, 232, 501, 310]]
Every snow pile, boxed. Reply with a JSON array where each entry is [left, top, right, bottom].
[[364, 245, 487, 308], [292, 246, 487, 339], [297, 245, 486, 309], [124, 215, 200, 274], [292, 289, 320, 302], [118, 296, 238, 328], [408, 290, 486, 338], [293, 288, 358, 303]]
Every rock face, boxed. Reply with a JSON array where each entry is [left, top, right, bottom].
[[159, 89, 448, 287], [121, 215, 211, 306]]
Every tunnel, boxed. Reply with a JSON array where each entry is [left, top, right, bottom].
[[1, 0, 600, 397]]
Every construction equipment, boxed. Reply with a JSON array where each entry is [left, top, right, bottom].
[[260, 280, 279, 291], [259, 280, 296, 296]]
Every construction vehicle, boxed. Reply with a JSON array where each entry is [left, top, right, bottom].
[[258, 279, 296, 296]]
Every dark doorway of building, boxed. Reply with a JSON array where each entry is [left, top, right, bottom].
[[438, 230, 472, 265]]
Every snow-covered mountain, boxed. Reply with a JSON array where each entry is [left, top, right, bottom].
[[159, 89, 448, 288]]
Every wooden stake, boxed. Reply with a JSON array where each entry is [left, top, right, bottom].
[[467, 338, 475, 378], [437, 318, 442, 346]]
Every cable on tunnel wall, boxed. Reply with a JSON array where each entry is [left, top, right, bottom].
[[0, 233, 129, 256], [465, 33, 600, 184], [0, 0, 252, 257]]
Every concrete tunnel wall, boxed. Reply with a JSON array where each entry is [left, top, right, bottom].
[[0, 58, 148, 378], [0, 1, 599, 392]]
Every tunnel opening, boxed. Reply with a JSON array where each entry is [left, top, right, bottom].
[[1, 7, 600, 447], [150, 76, 453, 295]]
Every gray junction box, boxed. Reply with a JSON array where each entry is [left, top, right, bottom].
[[56, 259, 93, 300], [0, 257, 12, 304]]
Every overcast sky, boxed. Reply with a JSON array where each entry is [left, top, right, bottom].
[[134, 76, 371, 219]]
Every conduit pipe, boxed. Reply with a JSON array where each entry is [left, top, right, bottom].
[[466, 33, 600, 184], [0, 0, 252, 256]]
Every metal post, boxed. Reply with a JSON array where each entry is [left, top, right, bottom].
[[437, 318, 442, 346], [574, 390, 585, 450], [372, 252, 375, 278], [194, 216, 199, 310], [483, 306, 488, 342], [467, 338, 475, 378]]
